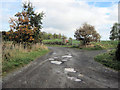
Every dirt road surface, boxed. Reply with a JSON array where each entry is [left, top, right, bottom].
[[2, 47, 118, 88]]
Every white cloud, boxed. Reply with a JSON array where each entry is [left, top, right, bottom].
[[28, 0, 117, 40], [1, 0, 118, 40]]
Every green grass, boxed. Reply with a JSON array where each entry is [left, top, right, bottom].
[[70, 39, 80, 45], [43, 39, 62, 43], [43, 39, 80, 45], [43, 39, 118, 50], [91, 40, 118, 49], [94, 50, 120, 71], [2, 49, 49, 75]]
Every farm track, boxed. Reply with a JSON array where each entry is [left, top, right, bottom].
[[2, 47, 118, 88]]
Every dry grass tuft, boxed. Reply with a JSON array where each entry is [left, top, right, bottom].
[[2, 42, 48, 62]]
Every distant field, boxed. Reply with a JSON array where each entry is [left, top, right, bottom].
[[43, 39, 118, 50], [91, 40, 119, 49], [43, 39, 62, 43], [43, 39, 80, 45]]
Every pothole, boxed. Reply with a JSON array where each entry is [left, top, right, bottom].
[[67, 76, 82, 82], [50, 61, 62, 65], [64, 68, 76, 73]]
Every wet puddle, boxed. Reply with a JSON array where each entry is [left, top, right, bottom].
[[48, 58, 54, 61], [62, 59, 68, 62], [78, 73, 84, 77], [53, 52, 56, 55], [62, 55, 72, 58], [50, 61, 62, 65], [54, 57, 58, 59], [64, 68, 76, 73], [67, 76, 82, 82]]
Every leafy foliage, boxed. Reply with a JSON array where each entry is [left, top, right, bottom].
[[39, 32, 67, 41], [109, 23, 120, 40], [74, 23, 101, 45], [115, 42, 120, 61], [3, 2, 44, 46]]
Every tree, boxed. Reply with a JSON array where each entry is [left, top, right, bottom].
[[58, 33, 61, 39], [110, 23, 120, 40], [69, 37, 72, 45], [109, 23, 120, 61], [115, 23, 120, 61], [62, 35, 67, 44], [48, 33, 53, 39], [74, 23, 101, 45], [8, 2, 44, 45]]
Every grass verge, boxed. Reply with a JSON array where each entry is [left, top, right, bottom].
[[2, 42, 49, 76], [94, 50, 120, 71]]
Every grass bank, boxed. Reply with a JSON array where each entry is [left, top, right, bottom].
[[94, 50, 120, 71], [2, 42, 49, 75], [91, 40, 118, 49]]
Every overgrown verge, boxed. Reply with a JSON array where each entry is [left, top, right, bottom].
[[2, 42, 49, 75], [43, 39, 118, 50], [94, 50, 120, 71], [91, 41, 118, 49]]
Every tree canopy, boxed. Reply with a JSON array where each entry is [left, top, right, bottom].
[[6, 2, 44, 44], [110, 23, 120, 40], [74, 23, 101, 45]]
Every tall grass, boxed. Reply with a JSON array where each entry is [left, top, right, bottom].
[[2, 41, 49, 75]]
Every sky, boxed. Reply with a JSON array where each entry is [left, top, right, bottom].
[[0, 0, 119, 40]]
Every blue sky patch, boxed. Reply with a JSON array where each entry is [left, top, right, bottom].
[[88, 2, 115, 7]]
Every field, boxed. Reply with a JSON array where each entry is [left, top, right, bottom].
[[43, 39, 118, 50], [43, 39, 80, 45], [91, 40, 119, 49]]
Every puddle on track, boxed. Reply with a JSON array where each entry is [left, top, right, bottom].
[[78, 73, 84, 77], [48, 58, 54, 61], [62, 59, 68, 62], [50, 61, 62, 65], [54, 57, 58, 59], [67, 76, 82, 82], [64, 68, 76, 73], [62, 55, 72, 58], [53, 53, 56, 55]]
